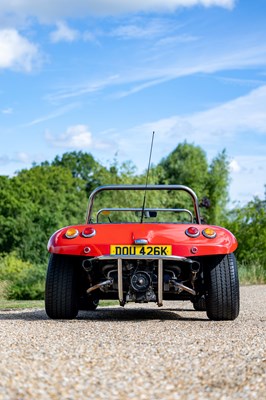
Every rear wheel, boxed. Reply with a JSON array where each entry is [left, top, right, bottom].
[[45, 254, 78, 319], [193, 296, 206, 311], [204, 253, 239, 321]]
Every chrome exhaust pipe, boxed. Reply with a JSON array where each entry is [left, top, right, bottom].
[[170, 280, 196, 296], [157, 258, 163, 307], [87, 279, 113, 293], [117, 258, 124, 306]]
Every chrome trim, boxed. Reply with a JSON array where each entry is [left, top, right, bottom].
[[87, 185, 201, 224], [170, 281, 196, 296], [91, 255, 193, 263], [96, 207, 193, 223], [158, 258, 163, 307], [134, 239, 148, 245], [118, 258, 123, 305]]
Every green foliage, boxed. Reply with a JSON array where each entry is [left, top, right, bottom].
[[0, 164, 88, 263], [238, 261, 266, 285], [0, 299, 44, 310], [158, 142, 209, 196], [157, 143, 230, 224], [226, 195, 266, 272], [206, 150, 230, 224], [0, 253, 46, 300], [49, 151, 103, 193]]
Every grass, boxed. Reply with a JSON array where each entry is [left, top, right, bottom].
[[238, 261, 266, 285], [0, 299, 44, 310], [0, 299, 118, 310], [0, 280, 118, 310]]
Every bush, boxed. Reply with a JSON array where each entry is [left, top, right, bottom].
[[0, 252, 46, 300], [0, 280, 9, 298], [238, 261, 266, 285]]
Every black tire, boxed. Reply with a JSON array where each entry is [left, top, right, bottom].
[[45, 254, 78, 319], [204, 253, 239, 321], [193, 296, 206, 311]]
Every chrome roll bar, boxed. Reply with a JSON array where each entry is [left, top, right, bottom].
[[96, 207, 193, 223], [86, 185, 201, 224]]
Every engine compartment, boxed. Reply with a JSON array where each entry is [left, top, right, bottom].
[[80, 257, 203, 306]]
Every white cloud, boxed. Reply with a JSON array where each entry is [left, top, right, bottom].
[[83, 31, 97, 42], [16, 152, 31, 163], [229, 156, 266, 205], [1, 108, 13, 114], [50, 21, 79, 43], [111, 20, 169, 40], [46, 75, 119, 102], [131, 85, 266, 147], [156, 34, 199, 47], [45, 125, 93, 148], [45, 40, 266, 103], [0, 29, 41, 72], [229, 159, 241, 173], [0, 155, 10, 165], [45, 124, 112, 151], [0, 152, 32, 165], [0, 1, 235, 22], [25, 103, 80, 127], [101, 85, 266, 206]]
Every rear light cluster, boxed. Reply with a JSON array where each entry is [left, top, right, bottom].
[[65, 227, 96, 239], [185, 227, 216, 239]]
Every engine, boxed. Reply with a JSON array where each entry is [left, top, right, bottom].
[[82, 259, 196, 304]]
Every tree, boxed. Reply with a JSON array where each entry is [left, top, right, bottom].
[[0, 165, 88, 264], [158, 142, 209, 194], [50, 151, 103, 193], [156, 142, 231, 223], [226, 193, 266, 269], [206, 149, 230, 225]]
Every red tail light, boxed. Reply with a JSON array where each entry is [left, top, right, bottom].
[[185, 227, 200, 238], [82, 227, 96, 238]]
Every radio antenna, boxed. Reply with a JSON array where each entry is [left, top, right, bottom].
[[140, 131, 155, 223]]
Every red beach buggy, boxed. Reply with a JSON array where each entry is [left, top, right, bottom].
[[45, 185, 239, 320]]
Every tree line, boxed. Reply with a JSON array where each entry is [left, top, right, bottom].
[[0, 143, 265, 299]]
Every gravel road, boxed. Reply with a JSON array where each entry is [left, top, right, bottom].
[[0, 285, 265, 400]]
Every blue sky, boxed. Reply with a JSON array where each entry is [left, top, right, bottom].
[[0, 0, 266, 206]]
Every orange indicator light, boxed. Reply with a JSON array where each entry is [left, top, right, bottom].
[[202, 228, 216, 239], [65, 228, 79, 239]]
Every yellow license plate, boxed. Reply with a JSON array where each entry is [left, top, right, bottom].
[[110, 245, 172, 256]]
